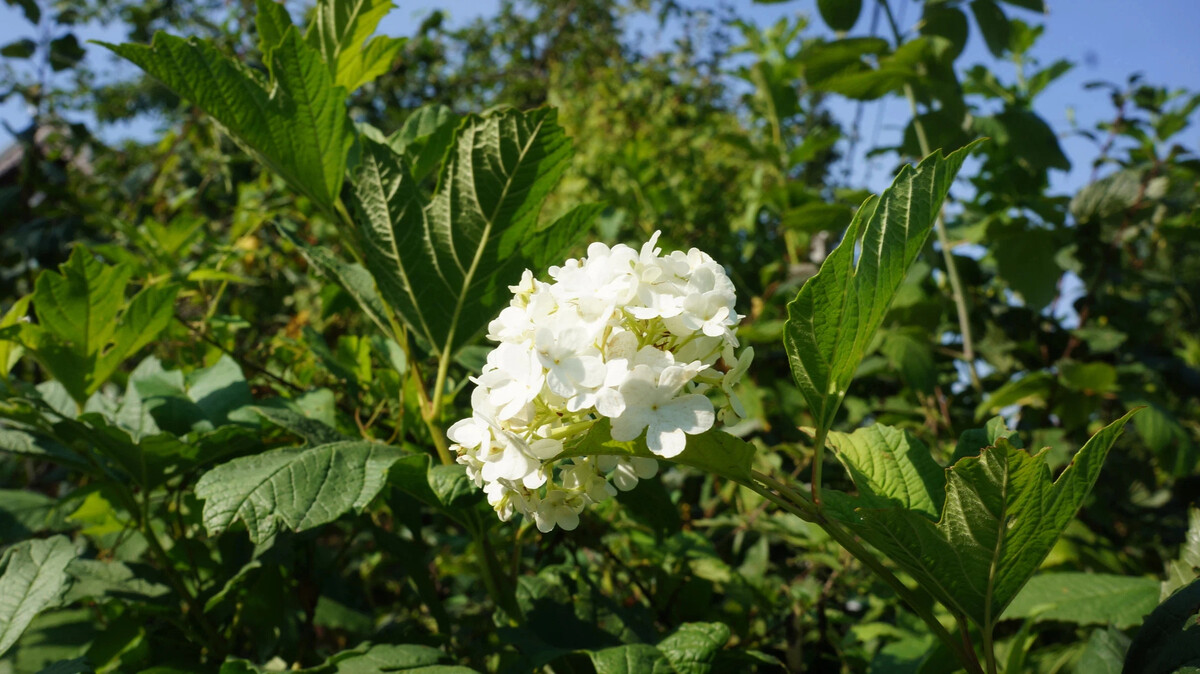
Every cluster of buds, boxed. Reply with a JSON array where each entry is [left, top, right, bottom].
[[448, 232, 753, 532]]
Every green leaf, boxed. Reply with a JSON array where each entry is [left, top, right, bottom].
[[0, 489, 56, 544], [1070, 169, 1145, 223], [0, 535, 76, 656], [35, 658, 93, 674], [828, 411, 1136, 631], [781, 202, 853, 233], [32, 247, 130, 362], [952, 415, 1020, 463], [327, 643, 449, 672], [388, 104, 459, 181], [254, 0, 293, 56], [1124, 578, 1200, 674], [816, 0, 861, 32], [561, 419, 756, 485], [1076, 627, 1128, 674], [347, 109, 593, 355], [798, 37, 913, 100], [587, 644, 672, 674], [974, 110, 1070, 172], [18, 248, 179, 404], [997, 0, 1046, 12], [1, 38, 36, 58], [656, 622, 731, 674], [1058, 361, 1118, 394], [825, 424, 944, 520], [920, 6, 968, 60], [96, 283, 180, 385], [305, 0, 406, 92], [1027, 59, 1072, 97], [255, 406, 348, 446], [1002, 572, 1160, 628], [783, 142, 978, 435], [5, 0, 39, 23], [277, 224, 394, 338], [969, 0, 1010, 58], [62, 559, 171, 606], [0, 295, 31, 376], [194, 440, 405, 542], [0, 427, 90, 473], [48, 34, 85, 71], [101, 26, 352, 214], [974, 371, 1054, 420], [422, 108, 581, 351], [1163, 508, 1200, 598], [992, 225, 1062, 311], [880, 328, 936, 393]]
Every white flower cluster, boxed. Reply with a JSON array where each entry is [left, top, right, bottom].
[[448, 232, 753, 532]]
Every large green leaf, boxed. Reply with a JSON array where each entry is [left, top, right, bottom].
[[17, 247, 178, 404], [1001, 572, 1159, 629], [827, 411, 1135, 631], [783, 143, 977, 434], [560, 419, 756, 485], [1124, 578, 1200, 674], [346, 109, 597, 354], [194, 440, 405, 542], [0, 535, 76, 656], [101, 23, 352, 215]]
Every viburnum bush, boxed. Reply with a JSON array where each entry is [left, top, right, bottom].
[[3, 0, 1199, 672], [450, 233, 753, 531]]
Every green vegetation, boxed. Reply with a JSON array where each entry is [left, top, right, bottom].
[[1, 0, 1198, 672]]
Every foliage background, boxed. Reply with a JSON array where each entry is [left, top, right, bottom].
[[0, 0, 1198, 672]]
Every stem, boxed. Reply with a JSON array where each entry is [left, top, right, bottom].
[[958, 613, 988, 674], [982, 622, 999, 674], [548, 418, 597, 440], [425, 349, 454, 466], [466, 511, 523, 623], [751, 471, 985, 674], [878, 0, 983, 392], [809, 426, 828, 505]]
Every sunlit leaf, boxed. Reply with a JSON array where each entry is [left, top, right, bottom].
[[194, 440, 405, 542], [827, 412, 1136, 631], [102, 25, 352, 214], [784, 142, 978, 435]]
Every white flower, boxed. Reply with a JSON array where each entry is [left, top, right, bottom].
[[535, 324, 606, 401], [448, 231, 751, 531], [533, 486, 583, 532], [611, 364, 715, 458]]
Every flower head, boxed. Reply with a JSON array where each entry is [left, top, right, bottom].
[[449, 231, 752, 531]]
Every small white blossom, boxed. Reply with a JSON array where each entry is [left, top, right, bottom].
[[448, 231, 753, 531]]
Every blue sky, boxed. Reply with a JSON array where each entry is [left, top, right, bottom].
[[2, 0, 1198, 197]]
